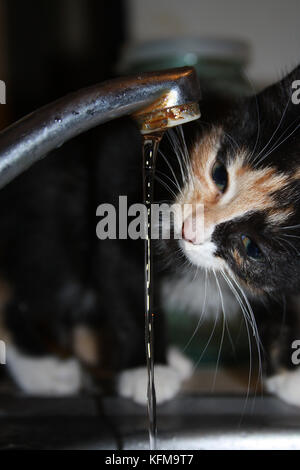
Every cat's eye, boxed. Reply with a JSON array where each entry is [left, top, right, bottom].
[[241, 235, 262, 260], [212, 161, 228, 192]]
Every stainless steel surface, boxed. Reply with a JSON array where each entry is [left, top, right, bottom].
[[0, 67, 200, 189], [98, 395, 300, 450], [1, 394, 299, 449]]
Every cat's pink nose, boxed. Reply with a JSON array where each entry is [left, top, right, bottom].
[[182, 217, 201, 245]]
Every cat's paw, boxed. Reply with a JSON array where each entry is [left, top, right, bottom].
[[6, 344, 82, 396], [265, 368, 300, 407], [117, 365, 182, 405], [167, 347, 193, 380], [117, 348, 193, 405]]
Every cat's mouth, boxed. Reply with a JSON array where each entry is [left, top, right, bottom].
[[179, 238, 224, 271]]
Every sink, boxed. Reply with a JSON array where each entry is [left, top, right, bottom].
[[0, 393, 299, 450]]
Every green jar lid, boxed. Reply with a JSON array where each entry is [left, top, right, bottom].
[[118, 37, 252, 96], [119, 37, 251, 72]]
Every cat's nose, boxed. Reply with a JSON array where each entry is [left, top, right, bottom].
[[182, 217, 203, 245]]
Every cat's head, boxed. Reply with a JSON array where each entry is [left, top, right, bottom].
[[174, 65, 300, 295]]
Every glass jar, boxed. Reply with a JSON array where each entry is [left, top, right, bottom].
[[118, 37, 252, 98]]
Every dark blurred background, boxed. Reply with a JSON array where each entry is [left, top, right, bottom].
[[0, 0, 126, 127], [1, 0, 300, 129]]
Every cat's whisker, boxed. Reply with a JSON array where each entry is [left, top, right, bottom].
[[182, 268, 208, 353], [274, 237, 291, 256], [222, 270, 266, 419], [158, 149, 184, 198], [281, 233, 300, 239], [220, 269, 254, 413], [212, 269, 226, 391], [226, 271, 264, 399], [222, 132, 242, 154], [224, 270, 264, 396], [168, 127, 196, 191], [277, 235, 300, 256], [253, 96, 291, 164], [177, 126, 190, 163], [160, 247, 189, 272], [154, 175, 177, 199], [191, 262, 200, 283], [242, 72, 261, 162], [155, 169, 183, 196], [193, 300, 220, 371], [176, 126, 194, 178], [157, 199, 174, 204], [279, 224, 300, 230], [270, 114, 300, 149], [255, 118, 300, 166], [169, 127, 188, 168], [176, 126, 196, 191], [166, 128, 190, 181], [227, 272, 263, 348], [196, 119, 243, 156], [165, 132, 187, 187], [172, 126, 190, 168], [192, 268, 221, 370]]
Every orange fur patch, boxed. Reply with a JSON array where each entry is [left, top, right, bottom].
[[232, 248, 244, 266], [267, 207, 294, 224]]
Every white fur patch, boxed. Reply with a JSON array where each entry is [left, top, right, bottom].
[[117, 348, 193, 405], [167, 346, 193, 380], [180, 238, 224, 270], [6, 344, 82, 396], [162, 269, 240, 319], [265, 368, 300, 407]]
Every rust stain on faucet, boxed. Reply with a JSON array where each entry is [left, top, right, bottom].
[[133, 102, 200, 134]]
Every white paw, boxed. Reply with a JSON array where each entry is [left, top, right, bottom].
[[118, 365, 181, 405], [117, 348, 193, 405], [6, 344, 82, 396], [167, 347, 193, 380], [265, 368, 300, 407]]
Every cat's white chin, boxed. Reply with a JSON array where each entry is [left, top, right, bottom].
[[180, 239, 224, 271]]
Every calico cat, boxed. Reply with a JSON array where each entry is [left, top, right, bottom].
[[0, 65, 300, 407]]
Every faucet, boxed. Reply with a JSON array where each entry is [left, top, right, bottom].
[[0, 67, 201, 189]]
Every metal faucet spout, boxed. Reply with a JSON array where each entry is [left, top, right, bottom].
[[0, 67, 201, 189]]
